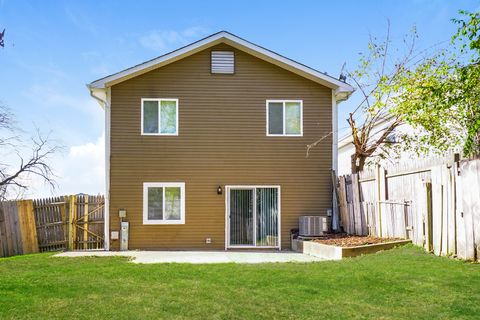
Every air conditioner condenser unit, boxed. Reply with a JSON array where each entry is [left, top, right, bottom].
[[299, 216, 328, 237]]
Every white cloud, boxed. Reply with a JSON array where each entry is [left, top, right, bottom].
[[182, 26, 209, 38], [139, 27, 209, 52], [26, 132, 105, 198], [58, 132, 105, 195]]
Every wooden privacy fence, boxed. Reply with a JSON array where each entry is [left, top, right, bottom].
[[337, 154, 480, 262], [0, 200, 39, 257], [0, 194, 104, 258]]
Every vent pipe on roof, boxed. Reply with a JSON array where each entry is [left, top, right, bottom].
[[339, 62, 347, 82]]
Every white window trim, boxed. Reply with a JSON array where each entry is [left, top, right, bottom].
[[266, 100, 303, 137], [141, 98, 179, 136], [143, 182, 185, 225]]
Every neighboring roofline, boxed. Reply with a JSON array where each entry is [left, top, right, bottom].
[[87, 31, 354, 97], [338, 133, 354, 149], [338, 115, 401, 149]]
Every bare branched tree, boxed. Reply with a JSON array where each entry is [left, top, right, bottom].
[[0, 106, 60, 200], [306, 23, 418, 172], [345, 23, 422, 173]]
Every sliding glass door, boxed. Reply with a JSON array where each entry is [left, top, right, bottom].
[[229, 188, 255, 246], [227, 186, 280, 248]]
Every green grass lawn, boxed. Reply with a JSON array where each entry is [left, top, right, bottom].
[[0, 245, 479, 320]]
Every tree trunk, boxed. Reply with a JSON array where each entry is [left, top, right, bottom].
[[351, 154, 358, 173], [358, 156, 367, 172], [351, 153, 367, 173]]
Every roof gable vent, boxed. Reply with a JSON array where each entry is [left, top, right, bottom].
[[211, 51, 234, 74]]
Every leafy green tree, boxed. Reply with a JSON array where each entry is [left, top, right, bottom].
[[393, 10, 480, 156], [342, 10, 480, 174]]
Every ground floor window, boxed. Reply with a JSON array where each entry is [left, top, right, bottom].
[[143, 182, 185, 224]]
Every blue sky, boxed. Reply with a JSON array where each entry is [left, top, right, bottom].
[[0, 0, 478, 196]]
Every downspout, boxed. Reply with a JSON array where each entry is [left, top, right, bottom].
[[331, 88, 354, 232], [331, 89, 339, 231], [88, 85, 111, 251]]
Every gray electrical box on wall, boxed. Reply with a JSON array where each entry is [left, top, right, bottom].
[[120, 221, 129, 251]]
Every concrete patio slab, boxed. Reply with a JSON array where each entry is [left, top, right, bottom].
[[55, 250, 326, 264]]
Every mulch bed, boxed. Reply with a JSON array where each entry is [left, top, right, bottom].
[[312, 234, 401, 247]]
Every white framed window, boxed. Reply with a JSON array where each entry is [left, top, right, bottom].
[[143, 182, 185, 225], [141, 98, 178, 135], [266, 100, 303, 136]]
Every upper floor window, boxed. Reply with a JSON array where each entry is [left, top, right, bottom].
[[141, 98, 178, 135], [266, 100, 303, 136]]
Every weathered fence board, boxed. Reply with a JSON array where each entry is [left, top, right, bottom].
[[338, 155, 480, 261], [431, 166, 443, 256], [446, 165, 456, 255], [455, 163, 466, 259], [0, 200, 40, 257], [460, 160, 480, 260], [17, 200, 39, 254], [1, 194, 104, 258], [338, 176, 349, 233], [34, 196, 68, 252], [351, 174, 363, 235], [472, 162, 480, 261], [1, 201, 22, 256], [74, 194, 105, 250]]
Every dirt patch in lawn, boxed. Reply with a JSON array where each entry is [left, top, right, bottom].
[[313, 234, 401, 247]]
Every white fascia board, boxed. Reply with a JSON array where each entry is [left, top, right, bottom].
[[88, 31, 354, 95], [334, 88, 355, 102], [219, 35, 354, 91], [88, 34, 225, 89], [88, 86, 108, 108]]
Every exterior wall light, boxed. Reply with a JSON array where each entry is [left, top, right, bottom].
[[217, 186, 223, 195]]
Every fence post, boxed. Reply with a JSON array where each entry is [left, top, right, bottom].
[[449, 156, 459, 256], [60, 196, 67, 248], [351, 173, 362, 235], [67, 195, 77, 251], [424, 180, 433, 252], [375, 164, 386, 237], [338, 176, 348, 233], [84, 196, 89, 250]]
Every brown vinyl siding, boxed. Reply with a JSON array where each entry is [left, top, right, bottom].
[[109, 43, 332, 250]]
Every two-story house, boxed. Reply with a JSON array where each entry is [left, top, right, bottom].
[[88, 31, 354, 250]]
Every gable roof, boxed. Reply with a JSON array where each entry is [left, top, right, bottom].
[[88, 31, 354, 100]]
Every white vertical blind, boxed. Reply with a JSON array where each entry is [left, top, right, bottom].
[[229, 187, 279, 247], [256, 188, 279, 247], [229, 189, 254, 245]]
